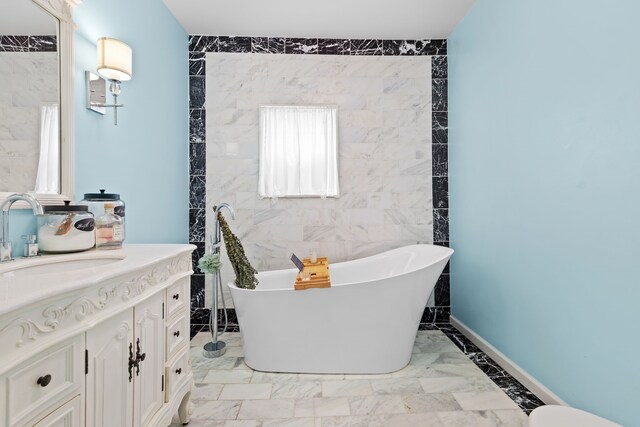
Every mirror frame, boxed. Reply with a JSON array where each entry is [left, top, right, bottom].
[[0, 0, 82, 208]]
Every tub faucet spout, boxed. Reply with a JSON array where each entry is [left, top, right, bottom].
[[1, 193, 44, 262]]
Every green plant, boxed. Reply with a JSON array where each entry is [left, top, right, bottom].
[[198, 253, 221, 274]]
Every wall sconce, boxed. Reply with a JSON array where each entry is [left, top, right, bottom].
[[86, 37, 132, 125]]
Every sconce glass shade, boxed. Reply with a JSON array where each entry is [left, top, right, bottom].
[[97, 37, 132, 82]]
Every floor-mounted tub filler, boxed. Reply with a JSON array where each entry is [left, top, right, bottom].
[[228, 244, 453, 374]]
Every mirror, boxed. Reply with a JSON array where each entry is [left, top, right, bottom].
[[0, 0, 77, 205]]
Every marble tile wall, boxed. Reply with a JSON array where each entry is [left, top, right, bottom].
[[0, 36, 58, 192], [188, 36, 449, 332]]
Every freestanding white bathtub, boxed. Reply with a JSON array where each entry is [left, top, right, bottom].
[[227, 244, 453, 374]]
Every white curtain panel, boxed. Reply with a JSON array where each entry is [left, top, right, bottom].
[[259, 105, 339, 198], [35, 103, 59, 194]]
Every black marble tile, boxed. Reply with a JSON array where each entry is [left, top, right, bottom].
[[251, 37, 270, 53], [416, 39, 447, 56], [189, 76, 206, 109], [189, 35, 218, 53], [420, 306, 450, 324], [432, 111, 448, 144], [438, 325, 482, 353], [189, 208, 206, 242], [468, 352, 510, 377], [431, 55, 447, 79], [189, 176, 206, 209], [190, 142, 206, 176], [190, 307, 211, 325], [382, 40, 418, 56], [318, 38, 350, 55], [189, 52, 205, 76], [491, 377, 546, 412], [189, 109, 206, 142], [433, 176, 448, 209], [191, 242, 206, 272], [285, 38, 319, 54], [433, 241, 450, 248], [29, 35, 56, 52], [218, 308, 238, 326], [434, 273, 450, 306], [191, 274, 205, 308], [443, 260, 450, 274], [433, 208, 449, 242], [0, 35, 29, 52], [432, 143, 448, 177], [418, 323, 442, 331], [432, 78, 448, 111], [350, 39, 383, 56], [268, 37, 286, 54], [218, 36, 251, 53], [190, 324, 205, 339]]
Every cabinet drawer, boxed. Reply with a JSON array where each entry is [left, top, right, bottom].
[[166, 311, 189, 361], [33, 395, 82, 427], [166, 278, 188, 319], [165, 350, 189, 402], [4, 336, 83, 426]]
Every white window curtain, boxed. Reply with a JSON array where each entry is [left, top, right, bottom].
[[258, 105, 339, 198], [34, 103, 59, 194]]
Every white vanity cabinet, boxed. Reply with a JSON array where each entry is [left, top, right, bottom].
[[0, 245, 195, 427]]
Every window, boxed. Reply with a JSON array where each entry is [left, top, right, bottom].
[[258, 105, 339, 198]]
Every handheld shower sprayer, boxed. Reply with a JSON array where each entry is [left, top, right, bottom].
[[204, 202, 235, 358]]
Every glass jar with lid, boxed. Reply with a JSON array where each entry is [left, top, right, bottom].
[[81, 189, 125, 242], [37, 201, 96, 253]]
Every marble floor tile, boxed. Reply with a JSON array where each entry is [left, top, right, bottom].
[[348, 395, 407, 415], [202, 369, 254, 384], [190, 400, 242, 420], [219, 383, 273, 400], [320, 415, 384, 427], [419, 376, 499, 394], [401, 393, 462, 413], [263, 418, 316, 427], [322, 380, 373, 397], [452, 391, 520, 411], [237, 399, 295, 419], [271, 381, 322, 399], [251, 372, 299, 384], [378, 412, 445, 427], [436, 410, 503, 427], [312, 397, 351, 417], [186, 327, 541, 425], [191, 383, 224, 401], [370, 377, 423, 395]]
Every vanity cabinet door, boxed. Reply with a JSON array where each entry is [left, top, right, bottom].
[[133, 292, 165, 427], [85, 308, 134, 427]]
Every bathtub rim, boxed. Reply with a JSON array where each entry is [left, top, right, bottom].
[[227, 244, 453, 293]]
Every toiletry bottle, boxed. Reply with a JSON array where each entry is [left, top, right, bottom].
[[95, 203, 124, 249], [22, 235, 38, 257]]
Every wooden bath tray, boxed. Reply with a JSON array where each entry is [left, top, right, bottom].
[[294, 257, 331, 290]]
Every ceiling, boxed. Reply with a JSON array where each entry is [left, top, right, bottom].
[[1, 0, 58, 35], [163, 0, 475, 40]]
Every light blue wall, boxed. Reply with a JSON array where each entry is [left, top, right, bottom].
[[449, 1, 640, 426], [6, 0, 188, 250]]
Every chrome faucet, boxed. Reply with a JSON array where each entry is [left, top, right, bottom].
[[1, 193, 44, 262]]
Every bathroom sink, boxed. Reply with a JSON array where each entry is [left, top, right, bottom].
[[0, 254, 125, 278]]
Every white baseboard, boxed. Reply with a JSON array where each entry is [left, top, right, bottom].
[[450, 315, 567, 406]]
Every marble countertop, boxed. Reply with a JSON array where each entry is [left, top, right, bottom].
[[0, 244, 195, 316]]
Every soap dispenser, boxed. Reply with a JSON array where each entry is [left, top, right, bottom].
[[22, 234, 38, 257]]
